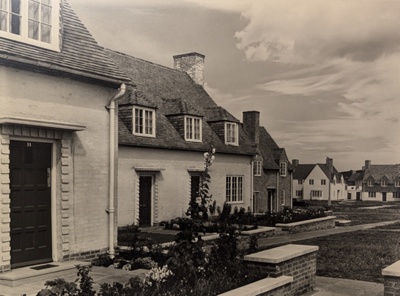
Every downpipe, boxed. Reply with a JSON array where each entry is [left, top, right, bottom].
[[106, 84, 126, 258]]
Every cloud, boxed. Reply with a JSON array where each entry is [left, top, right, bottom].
[[234, 0, 400, 64]]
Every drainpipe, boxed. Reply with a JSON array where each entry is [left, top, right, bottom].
[[106, 84, 126, 258]]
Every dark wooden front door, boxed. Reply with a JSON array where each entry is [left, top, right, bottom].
[[383, 192, 387, 202], [190, 175, 201, 201], [356, 192, 361, 201], [10, 141, 52, 268], [139, 176, 152, 226]]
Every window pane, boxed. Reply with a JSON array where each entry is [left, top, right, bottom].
[[0, 11, 7, 31], [135, 109, 143, 134], [194, 118, 200, 139], [41, 23, 51, 42], [28, 20, 39, 40], [238, 177, 243, 201], [41, 4, 51, 24], [10, 13, 20, 34], [0, 0, 8, 10], [29, 0, 39, 21], [11, 0, 20, 14], [226, 177, 231, 202]]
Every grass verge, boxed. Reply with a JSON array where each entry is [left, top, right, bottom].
[[296, 230, 400, 283]]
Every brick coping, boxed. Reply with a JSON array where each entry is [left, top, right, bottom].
[[382, 260, 400, 277], [244, 244, 319, 264], [275, 216, 336, 228], [218, 275, 293, 296]]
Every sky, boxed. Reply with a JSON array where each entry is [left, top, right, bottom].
[[69, 0, 400, 171]]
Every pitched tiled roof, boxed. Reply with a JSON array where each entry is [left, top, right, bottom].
[[108, 49, 255, 156], [318, 163, 341, 181], [293, 164, 316, 179], [119, 87, 157, 108], [257, 127, 293, 170], [206, 107, 239, 123], [363, 165, 400, 182], [0, 0, 130, 87]]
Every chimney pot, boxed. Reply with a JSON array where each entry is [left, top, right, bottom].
[[173, 52, 205, 86]]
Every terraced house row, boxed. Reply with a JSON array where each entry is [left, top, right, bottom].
[[0, 0, 293, 272]]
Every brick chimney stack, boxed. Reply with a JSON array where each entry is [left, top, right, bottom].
[[326, 157, 333, 179], [292, 159, 299, 169], [364, 160, 371, 169], [173, 52, 205, 86], [243, 111, 260, 145]]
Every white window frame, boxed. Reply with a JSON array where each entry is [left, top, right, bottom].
[[133, 106, 156, 137], [395, 181, 400, 187], [226, 175, 243, 203], [280, 190, 285, 205], [225, 122, 238, 146], [279, 162, 287, 177], [309, 179, 314, 185], [253, 160, 262, 176], [184, 115, 202, 142], [381, 180, 387, 187], [298, 179, 303, 185], [367, 180, 373, 187], [0, 0, 60, 51], [311, 190, 322, 198], [368, 192, 376, 198], [394, 192, 400, 198], [295, 190, 303, 197]]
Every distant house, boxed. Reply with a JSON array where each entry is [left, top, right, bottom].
[[242, 111, 293, 213], [108, 51, 256, 226], [360, 160, 400, 202], [0, 1, 130, 272], [292, 158, 345, 202], [341, 170, 364, 200]]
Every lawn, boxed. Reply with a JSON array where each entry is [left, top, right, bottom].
[[296, 229, 400, 283]]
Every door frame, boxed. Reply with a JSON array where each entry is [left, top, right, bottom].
[[10, 137, 58, 264], [137, 174, 154, 226]]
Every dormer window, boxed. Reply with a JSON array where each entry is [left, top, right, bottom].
[[367, 179, 373, 187], [184, 116, 202, 142], [395, 181, 400, 187], [381, 180, 387, 187], [225, 122, 238, 145], [279, 162, 287, 177], [0, 0, 60, 51], [133, 107, 155, 137]]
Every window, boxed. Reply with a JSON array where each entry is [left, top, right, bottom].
[[184, 116, 202, 142], [309, 179, 314, 185], [225, 122, 238, 145], [321, 179, 326, 185], [253, 161, 261, 176], [395, 181, 400, 187], [367, 180, 373, 187], [226, 176, 243, 202], [279, 162, 287, 177], [368, 192, 376, 198], [133, 107, 155, 137], [295, 190, 303, 197], [381, 180, 387, 187], [311, 190, 322, 198], [0, 0, 60, 51], [298, 179, 303, 185], [394, 192, 400, 198], [280, 190, 285, 205]]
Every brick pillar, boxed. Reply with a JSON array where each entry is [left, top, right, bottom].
[[383, 261, 400, 295], [245, 244, 318, 296]]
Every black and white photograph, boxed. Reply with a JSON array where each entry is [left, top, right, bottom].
[[0, 0, 399, 295]]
